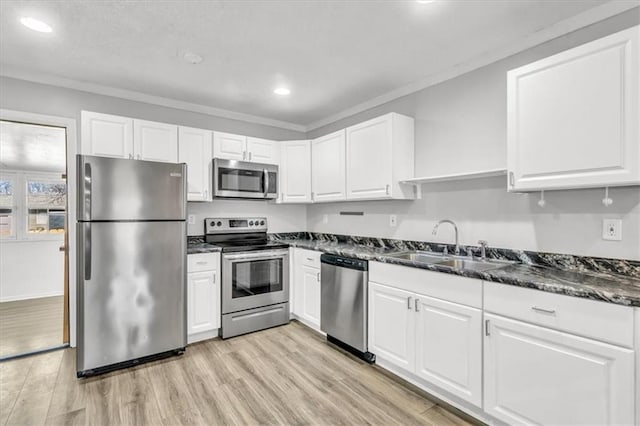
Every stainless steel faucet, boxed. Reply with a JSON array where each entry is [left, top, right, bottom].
[[478, 240, 489, 260], [432, 219, 460, 256]]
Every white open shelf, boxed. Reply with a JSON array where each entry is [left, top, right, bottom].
[[401, 168, 507, 198]]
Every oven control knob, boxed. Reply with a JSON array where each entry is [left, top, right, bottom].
[[217, 221, 222, 227], [210, 221, 215, 227], [260, 220, 265, 225], [249, 221, 254, 226]]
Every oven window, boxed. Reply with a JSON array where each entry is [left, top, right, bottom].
[[232, 258, 283, 298], [219, 168, 263, 193]]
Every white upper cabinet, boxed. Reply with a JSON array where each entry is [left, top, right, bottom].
[[484, 313, 635, 425], [81, 112, 178, 163], [311, 129, 346, 202], [178, 126, 212, 202], [81, 111, 134, 159], [507, 26, 639, 191], [279, 140, 312, 203], [247, 137, 279, 164], [213, 131, 246, 161], [213, 132, 279, 164], [133, 119, 178, 163], [346, 113, 415, 200]]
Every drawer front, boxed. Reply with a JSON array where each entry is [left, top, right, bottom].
[[297, 248, 321, 269], [369, 262, 482, 308], [484, 282, 634, 348], [188, 253, 220, 273]]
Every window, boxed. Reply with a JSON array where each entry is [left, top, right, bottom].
[[0, 172, 66, 241], [26, 177, 66, 236], [0, 175, 16, 239]]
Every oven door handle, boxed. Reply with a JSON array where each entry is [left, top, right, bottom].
[[263, 168, 269, 198], [223, 250, 289, 261]]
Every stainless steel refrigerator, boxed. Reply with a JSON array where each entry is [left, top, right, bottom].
[[76, 155, 187, 377]]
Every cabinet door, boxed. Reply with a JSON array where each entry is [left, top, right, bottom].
[[213, 132, 247, 161], [302, 265, 321, 328], [187, 271, 220, 335], [346, 114, 393, 199], [484, 314, 635, 426], [133, 119, 178, 163], [368, 282, 415, 372], [311, 130, 346, 202], [247, 137, 279, 164], [178, 127, 212, 201], [280, 140, 312, 203], [81, 111, 133, 159], [414, 295, 482, 407], [507, 26, 639, 191]]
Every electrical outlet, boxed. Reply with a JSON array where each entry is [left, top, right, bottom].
[[602, 219, 622, 241], [322, 214, 329, 224], [188, 214, 196, 225], [390, 215, 397, 227]]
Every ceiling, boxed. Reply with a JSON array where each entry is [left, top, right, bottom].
[[0, 120, 66, 173], [0, 1, 628, 130]]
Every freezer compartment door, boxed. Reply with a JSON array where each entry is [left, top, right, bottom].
[[77, 155, 186, 221], [77, 221, 186, 373]]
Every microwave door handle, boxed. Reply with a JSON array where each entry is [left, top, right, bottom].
[[263, 168, 269, 198]]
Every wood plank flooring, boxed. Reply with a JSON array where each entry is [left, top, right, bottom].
[[0, 321, 475, 425], [0, 296, 64, 358]]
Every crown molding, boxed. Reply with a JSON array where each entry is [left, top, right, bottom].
[[0, 65, 307, 133], [305, 1, 639, 132]]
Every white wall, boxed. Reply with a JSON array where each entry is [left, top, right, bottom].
[[306, 8, 640, 261], [0, 240, 64, 302], [187, 200, 306, 236]]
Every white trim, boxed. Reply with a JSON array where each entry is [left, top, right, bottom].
[[0, 291, 64, 303], [401, 169, 507, 185], [0, 109, 78, 348], [0, 65, 306, 133], [305, 1, 639, 131], [187, 328, 220, 345]]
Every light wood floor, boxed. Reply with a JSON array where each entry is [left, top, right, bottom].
[[0, 321, 475, 426], [0, 296, 64, 358]]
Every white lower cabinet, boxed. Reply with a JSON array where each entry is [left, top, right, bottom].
[[187, 253, 220, 343], [484, 313, 635, 425], [368, 282, 415, 371], [415, 296, 482, 406], [292, 248, 321, 330], [368, 279, 482, 407]]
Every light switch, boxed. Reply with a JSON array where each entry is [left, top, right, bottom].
[[188, 214, 196, 225]]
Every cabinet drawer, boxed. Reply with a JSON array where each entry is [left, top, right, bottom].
[[297, 248, 321, 269], [484, 282, 634, 348], [188, 253, 220, 273]]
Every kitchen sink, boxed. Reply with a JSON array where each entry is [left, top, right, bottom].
[[385, 250, 512, 272]]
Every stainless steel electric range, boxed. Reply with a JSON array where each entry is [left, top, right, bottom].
[[205, 217, 289, 338]]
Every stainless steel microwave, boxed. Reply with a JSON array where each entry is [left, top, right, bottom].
[[212, 158, 278, 200]]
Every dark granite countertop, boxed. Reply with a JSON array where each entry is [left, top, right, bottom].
[[277, 237, 640, 308], [187, 237, 222, 255]]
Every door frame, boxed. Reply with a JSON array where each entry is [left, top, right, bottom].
[[0, 109, 78, 347]]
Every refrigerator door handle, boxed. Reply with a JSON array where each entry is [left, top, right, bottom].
[[84, 223, 91, 280], [83, 160, 92, 221], [263, 168, 269, 198]]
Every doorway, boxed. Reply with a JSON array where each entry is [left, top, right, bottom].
[[0, 119, 69, 359]]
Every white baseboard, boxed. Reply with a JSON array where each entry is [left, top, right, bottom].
[[0, 291, 64, 303], [187, 328, 219, 344]]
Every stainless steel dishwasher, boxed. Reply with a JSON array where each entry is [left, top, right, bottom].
[[320, 254, 375, 363]]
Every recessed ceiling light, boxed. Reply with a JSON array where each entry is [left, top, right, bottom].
[[274, 87, 291, 96], [183, 51, 203, 64], [20, 17, 52, 33]]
